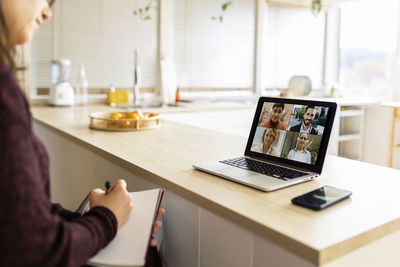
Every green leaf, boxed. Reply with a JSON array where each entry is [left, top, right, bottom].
[[145, 5, 150, 12], [133, 10, 137, 15], [222, 1, 232, 11], [144, 16, 151, 20], [219, 16, 223, 23], [311, 0, 322, 13], [139, 8, 143, 13]]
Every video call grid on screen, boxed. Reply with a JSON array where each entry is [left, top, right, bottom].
[[249, 102, 330, 166]]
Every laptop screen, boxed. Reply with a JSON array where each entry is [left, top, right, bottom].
[[245, 98, 337, 174]]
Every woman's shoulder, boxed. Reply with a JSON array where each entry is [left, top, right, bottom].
[[0, 61, 31, 126], [286, 149, 294, 159], [0, 61, 21, 95], [0, 61, 14, 78], [251, 144, 261, 152], [270, 147, 279, 157]]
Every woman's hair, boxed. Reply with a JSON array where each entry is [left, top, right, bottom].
[[261, 128, 278, 143], [0, 4, 16, 72]]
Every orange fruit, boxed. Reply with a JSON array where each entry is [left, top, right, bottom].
[[126, 112, 140, 120], [136, 110, 144, 118], [110, 112, 123, 119], [148, 113, 158, 118]]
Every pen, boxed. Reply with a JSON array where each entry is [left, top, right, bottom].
[[77, 181, 112, 215], [105, 181, 111, 193], [76, 192, 90, 215]]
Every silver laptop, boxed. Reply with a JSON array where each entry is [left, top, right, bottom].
[[193, 97, 337, 192]]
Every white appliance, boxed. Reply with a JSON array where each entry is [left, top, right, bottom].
[[48, 59, 75, 106], [288, 76, 312, 97]]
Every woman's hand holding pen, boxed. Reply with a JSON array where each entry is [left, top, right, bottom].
[[89, 179, 133, 229]]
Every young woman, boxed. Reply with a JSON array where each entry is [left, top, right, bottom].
[[286, 133, 312, 164], [0, 1, 162, 266], [251, 128, 279, 156]]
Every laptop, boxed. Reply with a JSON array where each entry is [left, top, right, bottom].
[[193, 97, 337, 192]]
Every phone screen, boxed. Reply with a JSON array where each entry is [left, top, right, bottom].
[[292, 186, 352, 210]]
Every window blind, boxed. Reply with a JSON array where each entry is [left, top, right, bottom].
[[173, 0, 256, 90], [31, 0, 158, 95], [263, 6, 325, 89]]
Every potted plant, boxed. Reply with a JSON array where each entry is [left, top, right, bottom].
[[311, 0, 323, 15]]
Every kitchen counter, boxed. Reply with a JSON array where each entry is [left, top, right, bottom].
[[31, 103, 400, 267]]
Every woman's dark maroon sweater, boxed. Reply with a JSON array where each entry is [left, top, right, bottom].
[[0, 62, 117, 266]]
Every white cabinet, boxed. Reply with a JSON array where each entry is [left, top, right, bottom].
[[338, 105, 365, 160], [328, 103, 366, 160]]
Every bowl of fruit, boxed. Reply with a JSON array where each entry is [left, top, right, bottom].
[[89, 110, 160, 131]]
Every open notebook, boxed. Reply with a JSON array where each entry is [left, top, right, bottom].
[[87, 188, 164, 267]]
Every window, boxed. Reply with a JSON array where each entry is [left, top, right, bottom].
[[339, 0, 399, 98], [31, 0, 159, 96], [173, 0, 256, 97], [263, 6, 326, 90]]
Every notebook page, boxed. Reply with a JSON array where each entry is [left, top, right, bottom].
[[88, 189, 162, 267]]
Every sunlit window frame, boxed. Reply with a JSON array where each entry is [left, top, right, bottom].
[[336, 1, 400, 100], [22, 0, 346, 103]]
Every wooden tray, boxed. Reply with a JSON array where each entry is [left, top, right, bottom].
[[89, 111, 160, 131]]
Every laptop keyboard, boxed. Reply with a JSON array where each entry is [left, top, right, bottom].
[[220, 157, 308, 180]]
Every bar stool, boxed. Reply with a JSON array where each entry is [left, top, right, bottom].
[[382, 101, 400, 167]]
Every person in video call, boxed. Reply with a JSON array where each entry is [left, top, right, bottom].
[[0, 0, 163, 266], [286, 133, 312, 164], [260, 103, 287, 130], [251, 128, 279, 156], [289, 106, 319, 135]]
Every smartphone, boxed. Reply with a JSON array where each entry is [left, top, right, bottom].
[[291, 185, 352, 210]]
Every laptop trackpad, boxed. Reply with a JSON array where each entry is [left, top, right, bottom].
[[219, 167, 256, 178]]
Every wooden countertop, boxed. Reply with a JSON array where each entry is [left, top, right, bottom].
[[31, 104, 400, 265]]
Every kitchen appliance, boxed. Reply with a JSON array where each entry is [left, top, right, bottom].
[[288, 76, 312, 97], [48, 59, 75, 106]]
